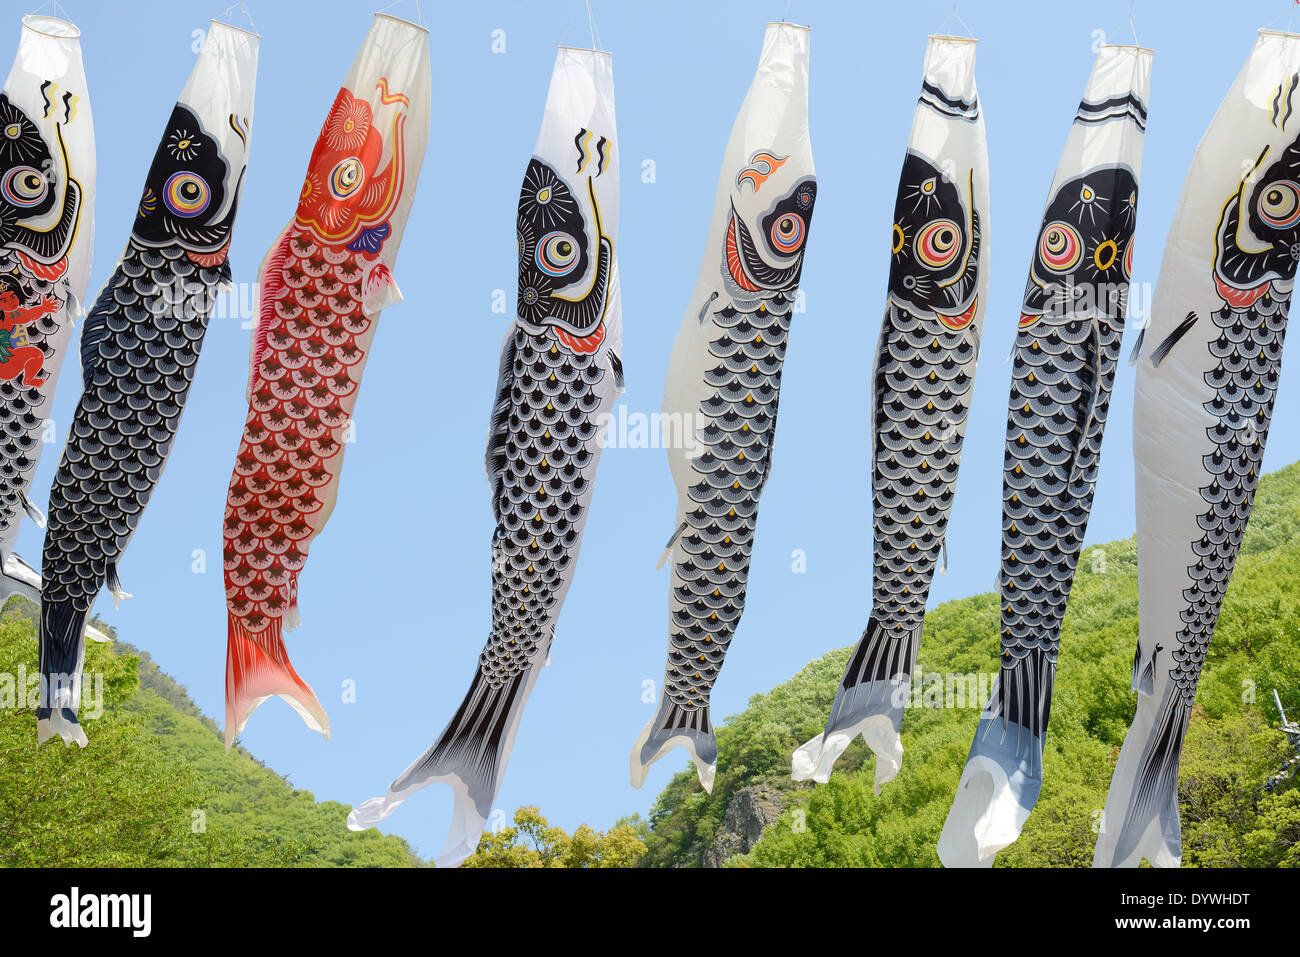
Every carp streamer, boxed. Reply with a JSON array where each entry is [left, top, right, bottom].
[[794, 35, 988, 794], [222, 13, 430, 748], [348, 44, 623, 868]]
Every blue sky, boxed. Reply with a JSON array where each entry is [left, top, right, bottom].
[[14, 0, 1300, 860]]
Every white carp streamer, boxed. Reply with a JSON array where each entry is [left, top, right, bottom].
[[1096, 29, 1300, 868], [632, 22, 817, 794], [793, 35, 988, 794]]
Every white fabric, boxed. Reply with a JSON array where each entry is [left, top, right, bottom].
[[939, 43, 1152, 868], [1096, 29, 1300, 869], [793, 35, 987, 792], [633, 22, 814, 792], [0, 15, 95, 563]]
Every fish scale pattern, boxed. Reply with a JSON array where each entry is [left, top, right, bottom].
[[663, 293, 792, 723], [837, 306, 979, 692], [223, 234, 368, 635], [996, 312, 1122, 742], [43, 241, 222, 618], [1174, 293, 1287, 699], [874, 305, 976, 633], [483, 327, 604, 684], [0, 251, 65, 541]]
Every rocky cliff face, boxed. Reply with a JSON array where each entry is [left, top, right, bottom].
[[702, 785, 786, 867]]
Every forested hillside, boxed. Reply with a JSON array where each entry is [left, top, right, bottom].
[[635, 464, 1300, 867], [0, 608, 420, 867], [4, 464, 1298, 868]]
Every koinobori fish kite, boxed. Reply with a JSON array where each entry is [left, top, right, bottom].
[[348, 45, 622, 867], [222, 13, 430, 749], [631, 22, 816, 792], [1095, 29, 1300, 868], [937, 43, 1151, 865], [793, 35, 987, 792], [36, 21, 257, 747], [0, 15, 96, 622]]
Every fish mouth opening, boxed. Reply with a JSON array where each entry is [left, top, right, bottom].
[[22, 15, 80, 39]]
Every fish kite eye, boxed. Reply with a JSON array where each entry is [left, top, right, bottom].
[[3, 123, 20, 140], [1039, 220, 1083, 272], [915, 218, 961, 269], [163, 171, 211, 218], [536, 230, 580, 277], [2, 165, 48, 208], [1258, 179, 1300, 228], [770, 212, 805, 254], [329, 157, 365, 200]]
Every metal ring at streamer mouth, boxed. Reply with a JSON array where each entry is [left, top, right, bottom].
[[21, 15, 80, 39], [208, 18, 262, 39], [557, 45, 613, 58], [375, 13, 431, 35]]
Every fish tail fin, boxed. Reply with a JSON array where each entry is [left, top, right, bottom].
[[348, 658, 540, 867], [224, 616, 329, 751], [1094, 685, 1188, 868], [1, 551, 42, 606], [937, 652, 1055, 867], [36, 598, 89, 748], [630, 695, 718, 793], [792, 616, 915, 792]]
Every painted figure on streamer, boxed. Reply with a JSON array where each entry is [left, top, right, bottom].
[[0, 289, 56, 385]]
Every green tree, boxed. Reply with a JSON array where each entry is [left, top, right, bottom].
[[463, 806, 648, 868]]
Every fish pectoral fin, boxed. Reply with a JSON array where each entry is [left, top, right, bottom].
[[1149, 312, 1198, 368], [1066, 318, 1103, 486], [362, 261, 403, 314], [1127, 324, 1146, 365], [21, 492, 46, 529], [939, 538, 949, 576], [105, 562, 133, 610], [216, 259, 235, 294], [656, 521, 688, 570], [966, 320, 982, 364], [79, 301, 112, 391], [484, 330, 519, 525], [697, 290, 720, 326], [609, 350, 625, 393]]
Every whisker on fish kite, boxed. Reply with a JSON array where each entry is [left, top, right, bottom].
[[348, 39, 623, 868], [36, 20, 258, 747], [938, 42, 1151, 866], [793, 33, 987, 794], [222, 12, 431, 750], [631, 21, 817, 794], [1096, 28, 1300, 868]]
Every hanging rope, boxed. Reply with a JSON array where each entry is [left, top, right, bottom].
[[935, 0, 975, 40], [27, 0, 75, 21], [584, 0, 604, 52], [377, 0, 428, 29], [219, 0, 256, 30]]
